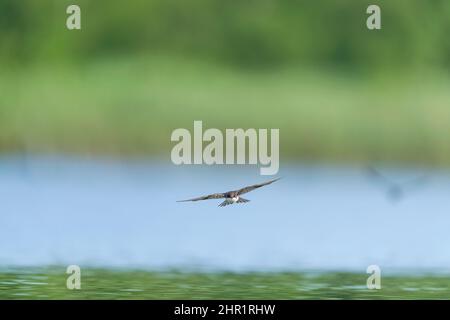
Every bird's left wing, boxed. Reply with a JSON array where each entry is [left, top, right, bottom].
[[177, 193, 225, 202], [236, 178, 280, 195]]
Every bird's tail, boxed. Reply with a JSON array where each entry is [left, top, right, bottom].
[[218, 199, 234, 207], [237, 197, 250, 203]]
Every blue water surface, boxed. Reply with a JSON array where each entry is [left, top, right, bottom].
[[0, 155, 449, 273]]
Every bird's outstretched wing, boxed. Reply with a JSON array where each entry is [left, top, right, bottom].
[[367, 166, 428, 190], [177, 193, 225, 202], [401, 175, 429, 192], [236, 178, 280, 195], [366, 167, 393, 186]]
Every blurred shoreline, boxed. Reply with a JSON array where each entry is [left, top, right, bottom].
[[2, 56, 450, 168]]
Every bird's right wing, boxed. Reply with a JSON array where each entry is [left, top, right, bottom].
[[177, 193, 225, 202], [366, 167, 393, 186]]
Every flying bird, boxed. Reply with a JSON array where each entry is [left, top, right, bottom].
[[366, 166, 428, 203], [177, 178, 280, 207]]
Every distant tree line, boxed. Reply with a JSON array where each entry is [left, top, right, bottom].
[[1, 0, 449, 71]]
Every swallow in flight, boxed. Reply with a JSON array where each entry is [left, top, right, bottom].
[[177, 178, 281, 207]]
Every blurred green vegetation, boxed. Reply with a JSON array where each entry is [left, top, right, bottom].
[[0, 1, 449, 166], [2, 0, 450, 70], [2, 57, 449, 165], [2, 268, 450, 299]]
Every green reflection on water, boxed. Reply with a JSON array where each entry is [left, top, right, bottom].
[[0, 268, 449, 299]]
